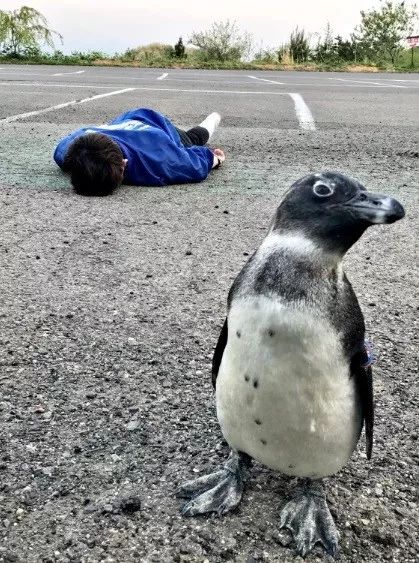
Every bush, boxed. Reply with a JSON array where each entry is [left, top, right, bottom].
[[289, 27, 310, 63], [121, 43, 174, 64], [253, 46, 278, 64], [313, 25, 357, 64], [189, 20, 252, 62], [174, 37, 186, 58]]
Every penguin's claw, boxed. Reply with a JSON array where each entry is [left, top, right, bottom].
[[279, 480, 340, 559], [180, 472, 244, 516], [177, 450, 251, 517], [176, 470, 227, 500]]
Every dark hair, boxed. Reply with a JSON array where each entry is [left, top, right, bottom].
[[63, 133, 125, 196]]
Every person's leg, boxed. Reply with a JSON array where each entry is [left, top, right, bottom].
[[175, 127, 195, 147], [176, 112, 221, 147], [185, 126, 210, 146], [198, 112, 221, 141]]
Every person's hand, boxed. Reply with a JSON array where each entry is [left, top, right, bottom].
[[212, 148, 225, 168], [213, 148, 225, 162]]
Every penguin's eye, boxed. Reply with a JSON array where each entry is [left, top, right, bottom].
[[313, 182, 334, 198]]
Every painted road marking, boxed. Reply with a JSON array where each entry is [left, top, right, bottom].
[[390, 78, 419, 82], [0, 81, 413, 95], [53, 70, 86, 76], [0, 77, 417, 93], [0, 81, 118, 89], [288, 93, 316, 131], [248, 75, 285, 85], [328, 78, 407, 89], [0, 87, 136, 123], [0, 71, 51, 77], [157, 72, 168, 80], [0, 82, 289, 95], [111, 86, 291, 95]]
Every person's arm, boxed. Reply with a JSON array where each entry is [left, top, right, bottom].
[[162, 144, 225, 183], [53, 129, 84, 170], [128, 139, 218, 185]]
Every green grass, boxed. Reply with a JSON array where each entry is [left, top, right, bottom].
[[395, 47, 419, 70], [1, 48, 418, 72]]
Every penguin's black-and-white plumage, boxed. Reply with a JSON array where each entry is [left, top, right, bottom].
[[178, 172, 404, 558]]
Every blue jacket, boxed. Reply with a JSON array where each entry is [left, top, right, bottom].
[[54, 108, 214, 186]]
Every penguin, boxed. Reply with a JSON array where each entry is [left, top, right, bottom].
[[177, 172, 405, 558]]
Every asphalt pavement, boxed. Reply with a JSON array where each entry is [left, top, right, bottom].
[[0, 65, 418, 563]]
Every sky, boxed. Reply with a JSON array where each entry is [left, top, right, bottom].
[[0, 0, 413, 54]]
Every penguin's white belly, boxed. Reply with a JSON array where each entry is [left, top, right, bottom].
[[216, 296, 362, 478]]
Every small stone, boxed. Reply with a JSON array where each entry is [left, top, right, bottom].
[[118, 495, 142, 513], [126, 419, 140, 431], [375, 484, 383, 497]]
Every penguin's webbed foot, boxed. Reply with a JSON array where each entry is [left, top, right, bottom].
[[279, 479, 339, 559], [177, 450, 251, 516]]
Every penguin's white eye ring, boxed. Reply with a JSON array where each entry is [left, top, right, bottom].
[[313, 182, 334, 198]]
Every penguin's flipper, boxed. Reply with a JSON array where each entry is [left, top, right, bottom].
[[279, 479, 339, 559], [352, 353, 374, 459], [177, 450, 250, 517], [362, 366, 374, 459], [211, 318, 228, 389]]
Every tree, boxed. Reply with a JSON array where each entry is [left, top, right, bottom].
[[174, 36, 186, 58], [313, 23, 336, 63], [289, 27, 310, 63], [353, 1, 418, 64], [189, 20, 252, 62], [313, 24, 357, 63], [0, 6, 62, 57], [334, 36, 357, 62]]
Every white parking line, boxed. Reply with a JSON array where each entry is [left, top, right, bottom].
[[53, 70, 86, 77], [288, 93, 316, 131], [328, 78, 407, 89], [0, 81, 118, 89], [248, 75, 285, 85], [0, 82, 291, 95], [0, 87, 136, 123], [390, 79, 419, 83], [122, 86, 291, 95], [157, 72, 168, 80]]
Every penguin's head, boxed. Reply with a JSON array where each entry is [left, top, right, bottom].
[[273, 172, 405, 254]]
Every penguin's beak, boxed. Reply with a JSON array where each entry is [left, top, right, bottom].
[[344, 191, 405, 224]]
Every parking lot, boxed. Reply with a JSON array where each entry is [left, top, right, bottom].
[[0, 65, 418, 562]]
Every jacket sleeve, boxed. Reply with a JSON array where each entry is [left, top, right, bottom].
[[164, 144, 214, 183], [128, 139, 214, 185], [53, 137, 68, 168], [53, 129, 85, 169]]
